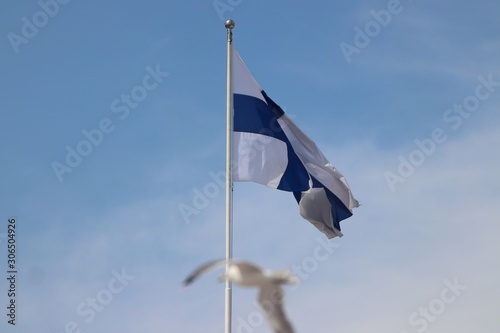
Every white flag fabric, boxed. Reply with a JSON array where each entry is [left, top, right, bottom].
[[231, 46, 359, 238]]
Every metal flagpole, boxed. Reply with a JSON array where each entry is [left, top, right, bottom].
[[224, 18, 235, 333]]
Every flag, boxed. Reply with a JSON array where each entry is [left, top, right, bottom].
[[231, 46, 359, 239]]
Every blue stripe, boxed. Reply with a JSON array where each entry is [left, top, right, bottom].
[[233, 93, 286, 141], [261, 90, 284, 118], [234, 93, 310, 191]]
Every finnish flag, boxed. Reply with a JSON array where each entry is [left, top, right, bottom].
[[231, 46, 359, 238]]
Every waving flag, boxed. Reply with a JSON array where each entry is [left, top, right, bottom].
[[231, 46, 359, 238]]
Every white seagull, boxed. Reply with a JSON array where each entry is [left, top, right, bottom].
[[182, 259, 298, 333]]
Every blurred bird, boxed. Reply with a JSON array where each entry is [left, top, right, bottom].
[[182, 259, 298, 333]]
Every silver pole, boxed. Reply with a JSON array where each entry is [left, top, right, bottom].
[[224, 18, 235, 333]]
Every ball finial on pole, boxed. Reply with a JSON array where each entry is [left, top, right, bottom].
[[225, 19, 235, 30]]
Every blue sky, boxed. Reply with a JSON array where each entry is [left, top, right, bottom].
[[1, 0, 499, 332]]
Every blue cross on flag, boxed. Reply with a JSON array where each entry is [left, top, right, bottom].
[[231, 46, 359, 238]]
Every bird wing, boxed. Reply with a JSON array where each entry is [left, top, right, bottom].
[[182, 259, 261, 288], [230, 261, 263, 278], [181, 259, 226, 288], [258, 283, 295, 333]]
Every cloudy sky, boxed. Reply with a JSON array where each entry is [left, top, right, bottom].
[[1, 0, 499, 332]]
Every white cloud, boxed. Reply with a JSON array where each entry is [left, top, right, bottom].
[[10, 110, 499, 333], [166, 119, 500, 333]]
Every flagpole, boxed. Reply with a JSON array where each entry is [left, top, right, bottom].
[[224, 18, 235, 333]]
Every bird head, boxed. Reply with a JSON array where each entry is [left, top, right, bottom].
[[268, 270, 299, 285]]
